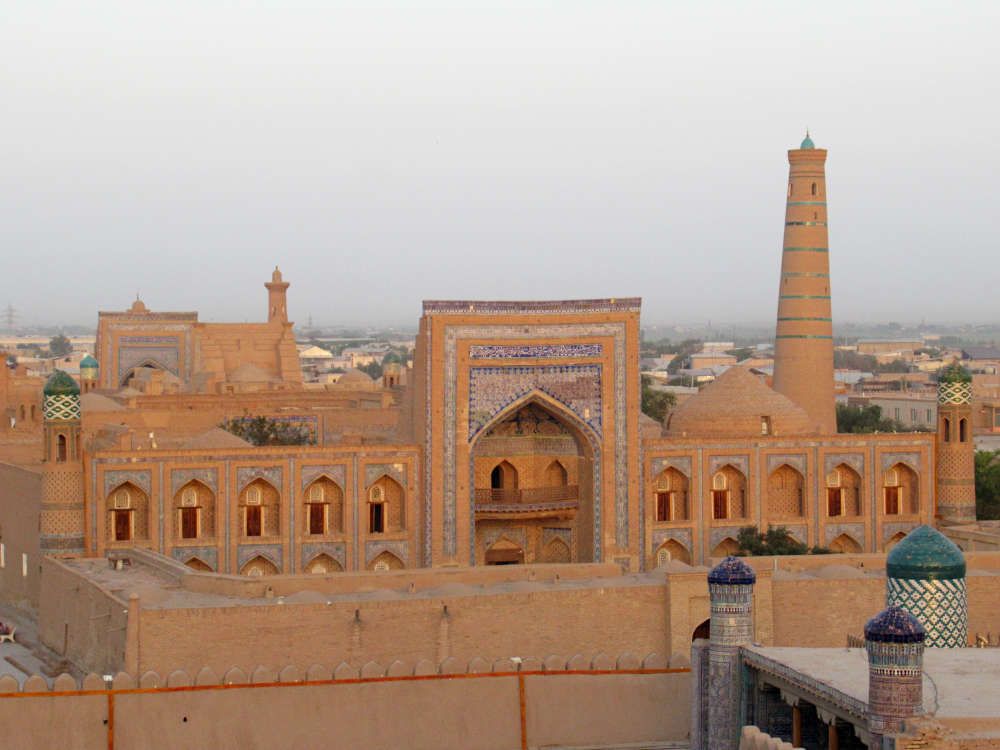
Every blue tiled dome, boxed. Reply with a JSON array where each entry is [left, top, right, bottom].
[[886, 525, 966, 581], [864, 605, 926, 644], [79, 354, 98, 369], [800, 132, 815, 149], [43, 370, 80, 396], [708, 556, 756, 585]]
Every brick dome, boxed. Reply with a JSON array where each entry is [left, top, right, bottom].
[[665, 367, 813, 437]]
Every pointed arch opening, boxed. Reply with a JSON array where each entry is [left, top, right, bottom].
[[239, 478, 280, 538], [184, 557, 213, 572], [540, 537, 571, 564], [305, 553, 343, 574], [885, 531, 907, 552], [883, 463, 918, 515], [367, 475, 405, 534], [710, 537, 740, 558], [826, 464, 861, 517], [240, 555, 279, 577], [304, 477, 344, 535], [829, 533, 862, 554], [766, 464, 805, 518], [368, 550, 404, 571], [710, 465, 747, 521], [654, 539, 691, 567], [485, 537, 525, 566], [653, 467, 689, 522], [173, 480, 215, 541], [471, 393, 597, 564], [106, 482, 150, 543]]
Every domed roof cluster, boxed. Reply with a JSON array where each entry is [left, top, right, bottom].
[[887, 525, 966, 581], [43, 370, 80, 397], [864, 605, 926, 644], [666, 367, 814, 438], [708, 556, 756, 586]]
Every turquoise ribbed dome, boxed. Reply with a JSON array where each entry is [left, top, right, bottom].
[[800, 132, 815, 149], [79, 354, 98, 369], [886, 525, 966, 581], [43, 370, 80, 396]]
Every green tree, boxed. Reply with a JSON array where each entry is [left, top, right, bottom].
[[836, 403, 906, 434], [641, 375, 676, 423], [48, 334, 72, 357], [666, 339, 704, 374], [736, 525, 830, 556], [220, 415, 315, 446], [975, 450, 1000, 520], [359, 360, 383, 379]]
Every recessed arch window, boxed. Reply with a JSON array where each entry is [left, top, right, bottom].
[[811, 182, 817, 196]]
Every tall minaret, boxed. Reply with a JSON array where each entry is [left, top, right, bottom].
[[936, 362, 977, 522], [772, 133, 837, 434], [265, 266, 289, 324], [39, 370, 86, 556]]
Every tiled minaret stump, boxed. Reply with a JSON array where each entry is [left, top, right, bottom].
[[79, 354, 99, 394], [772, 133, 837, 435], [886, 525, 968, 648], [936, 363, 977, 522], [864, 605, 925, 739], [707, 556, 757, 750], [39, 370, 86, 556]]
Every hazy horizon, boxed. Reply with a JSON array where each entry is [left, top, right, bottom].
[[3, 2, 998, 328]]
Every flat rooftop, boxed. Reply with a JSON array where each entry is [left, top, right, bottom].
[[745, 646, 1000, 727]]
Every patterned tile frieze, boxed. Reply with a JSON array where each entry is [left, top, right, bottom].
[[235, 466, 283, 494], [170, 468, 218, 496], [824, 523, 865, 546], [171, 546, 218, 571], [469, 344, 603, 359], [236, 544, 282, 572], [468, 365, 603, 440], [652, 528, 692, 552], [542, 527, 572, 547], [119, 335, 183, 345], [43, 395, 81, 421], [651, 456, 692, 478], [766, 454, 806, 476], [442, 323, 628, 561], [824, 453, 865, 476], [301, 465, 346, 491], [364, 463, 407, 489], [424, 299, 640, 315], [103, 469, 152, 497], [887, 576, 967, 648], [365, 540, 409, 566], [881, 452, 921, 473], [709, 455, 750, 476], [301, 542, 346, 570]]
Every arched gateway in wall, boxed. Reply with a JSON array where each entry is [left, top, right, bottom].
[[470, 394, 599, 565]]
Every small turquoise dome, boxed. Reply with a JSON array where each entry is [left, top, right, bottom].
[[800, 132, 815, 149], [708, 556, 756, 585], [43, 370, 80, 396], [886, 525, 966, 581], [79, 354, 98, 369], [864, 605, 925, 644]]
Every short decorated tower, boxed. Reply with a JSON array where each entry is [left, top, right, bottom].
[[886, 525, 967, 647], [707, 556, 757, 750], [78, 354, 99, 394], [936, 362, 976, 522], [864, 605, 925, 738], [39, 370, 86, 555]]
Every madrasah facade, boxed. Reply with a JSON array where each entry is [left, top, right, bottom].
[[0, 136, 971, 594]]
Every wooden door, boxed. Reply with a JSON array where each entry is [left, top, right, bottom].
[[114, 510, 131, 541], [885, 487, 900, 515], [246, 506, 262, 536], [827, 488, 842, 517], [309, 504, 325, 535], [712, 490, 728, 520], [181, 508, 198, 539]]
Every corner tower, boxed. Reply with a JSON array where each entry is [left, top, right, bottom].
[[772, 133, 836, 434], [936, 362, 977, 522], [39, 370, 86, 556]]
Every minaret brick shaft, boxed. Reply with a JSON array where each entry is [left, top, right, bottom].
[[772, 134, 837, 434], [936, 363, 977, 522]]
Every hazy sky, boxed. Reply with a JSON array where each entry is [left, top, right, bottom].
[[3, 1, 998, 329]]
